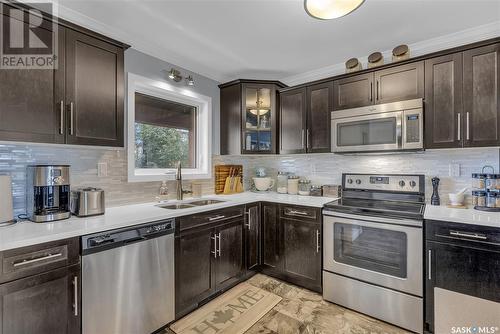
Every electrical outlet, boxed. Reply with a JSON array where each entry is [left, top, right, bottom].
[[97, 162, 108, 177], [449, 163, 460, 177]]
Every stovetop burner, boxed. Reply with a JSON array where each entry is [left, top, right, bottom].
[[323, 173, 426, 220]]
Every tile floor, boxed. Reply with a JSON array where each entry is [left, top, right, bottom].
[[167, 274, 411, 334]]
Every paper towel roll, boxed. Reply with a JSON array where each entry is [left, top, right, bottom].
[[0, 175, 14, 223]]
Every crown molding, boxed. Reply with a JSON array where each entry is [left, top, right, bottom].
[[281, 21, 500, 86]]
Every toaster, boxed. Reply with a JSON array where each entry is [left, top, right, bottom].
[[70, 187, 105, 217]]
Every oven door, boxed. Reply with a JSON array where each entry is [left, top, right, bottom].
[[323, 213, 422, 296], [331, 111, 402, 153]]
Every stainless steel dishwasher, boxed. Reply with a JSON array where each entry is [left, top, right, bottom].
[[81, 219, 175, 334]]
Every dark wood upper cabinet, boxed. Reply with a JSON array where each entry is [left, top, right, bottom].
[[261, 203, 281, 272], [245, 203, 261, 271], [333, 72, 373, 110], [0, 18, 65, 144], [219, 80, 285, 155], [0, 4, 127, 147], [463, 43, 500, 147], [374, 61, 424, 104], [65, 29, 124, 147], [306, 82, 333, 153], [425, 53, 463, 149], [279, 88, 307, 154]]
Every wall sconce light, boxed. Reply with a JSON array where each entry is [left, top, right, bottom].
[[167, 68, 195, 86]]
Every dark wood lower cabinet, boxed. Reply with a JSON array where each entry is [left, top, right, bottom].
[[261, 203, 281, 272], [245, 203, 261, 271], [0, 264, 80, 334], [215, 220, 244, 290], [282, 218, 322, 292]]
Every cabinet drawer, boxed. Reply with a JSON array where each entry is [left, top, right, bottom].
[[280, 205, 319, 221], [179, 206, 244, 231], [426, 220, 500, 251], [0, 238, 80, 284]]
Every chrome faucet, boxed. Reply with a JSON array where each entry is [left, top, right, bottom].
[[176, 161, 192, 200]]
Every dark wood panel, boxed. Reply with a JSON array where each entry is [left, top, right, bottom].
[[424, 53, 463, 149], [175, 227, 215, 317], [333, 72, 373, 110], [245, 203, 260, 271], [65, 28, 124, 147], [0, 264, 80, 334], [215, 220, 244, 290], [307, 81, 332, 153], [463, 43, 500, 147], [279, 88, 306, 154], [0, 22, 64, 144], [220, 83, 241, 155], [178, 206, 244, 232], [261, 203, 281, 271], [375, 61, 424, 104], [282, 218, 321, 292]]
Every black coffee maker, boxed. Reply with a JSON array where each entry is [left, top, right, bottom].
[[26, 165, 71, 222]]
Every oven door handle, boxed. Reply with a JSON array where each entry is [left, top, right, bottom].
[[323, 210, 423, 228]]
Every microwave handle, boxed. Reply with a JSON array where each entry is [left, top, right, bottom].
[[397, 112, 403, 149]]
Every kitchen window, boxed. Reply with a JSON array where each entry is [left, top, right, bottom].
[[127, 73, 212, 182]]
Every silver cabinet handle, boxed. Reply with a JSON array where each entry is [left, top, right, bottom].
[[370, 82, 373, 101], [316, 229, 320, 253], [211, 234, 217, 258], [428, 250, 432, 280], [450, 230, 487, 240], [245, 211, 251, 230], [288, 209, 309, 216], [13, 252, 63, 267], [217, 232, 221, 257], [457, 113, 461, 141], [466, 112, 470, 141], [301, 129, 305, 149], [70, 102, 74, 135], [376, 80, 379, 100], [208, 215, 225, 221], [307, 128, 311, 150], [59, 100, 64, 135], [73, 276, 78, 316]]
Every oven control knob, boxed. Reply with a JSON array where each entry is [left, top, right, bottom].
[[399, 180, 406, 187], [355, 179, 361, 185], [409, 181, 417, 188], [347, 179, 353, 184]]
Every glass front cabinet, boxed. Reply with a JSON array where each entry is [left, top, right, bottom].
[[220, 80, 285, 155]]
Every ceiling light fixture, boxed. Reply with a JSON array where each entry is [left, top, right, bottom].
[[304, 0, 365, 20], [186, 76, 195, 86], [167, 68, 195, 86]]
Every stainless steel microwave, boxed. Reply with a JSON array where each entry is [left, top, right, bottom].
[[331, 98, 423, 153]]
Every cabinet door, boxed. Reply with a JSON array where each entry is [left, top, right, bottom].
[[425, 54, 463, 149], [245, 203, 260, 271], [375, 61, 424, 104], [0, 264, 80, 334], [463, 44, 500, 147], [220, 84, 242, 155], [0, 17, 64, 144], [215, 220, 244, 290], [425, 241, 500, 333], [261, 203, 281, 272], [332, 73, 373, 110], [65, 29, 124, 147], [282, 219, 321, 292], [280, 88, 307, 154], [307, 82, 333, 153], [175, 227, 215, 317]]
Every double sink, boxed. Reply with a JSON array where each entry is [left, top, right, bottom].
[[156, 199, 225, 210]]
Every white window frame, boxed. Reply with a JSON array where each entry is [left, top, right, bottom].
[[127, 72, 212, 182]]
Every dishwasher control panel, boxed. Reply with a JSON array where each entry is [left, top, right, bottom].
[[82, 219, 175, 254]]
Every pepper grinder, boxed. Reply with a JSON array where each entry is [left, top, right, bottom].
[[431, 177, 440, 206]]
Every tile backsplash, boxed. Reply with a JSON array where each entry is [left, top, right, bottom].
[[0, 143, 498, 216]]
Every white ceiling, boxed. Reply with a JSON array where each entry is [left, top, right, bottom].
[[55, 0, 500, 84]]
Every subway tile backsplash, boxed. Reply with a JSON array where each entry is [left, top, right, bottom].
[[0, 143, 498, 216]]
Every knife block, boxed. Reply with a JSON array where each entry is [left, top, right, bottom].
[[215, 165, 243, 194]]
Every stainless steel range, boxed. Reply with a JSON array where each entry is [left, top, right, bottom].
[[322, 173, 425, 333]]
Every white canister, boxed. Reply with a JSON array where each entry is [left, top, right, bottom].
[[0, 175, 14, 223], [287, 176, 300, 195]]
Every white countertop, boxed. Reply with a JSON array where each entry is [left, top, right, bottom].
[[424, 205, 500, 229], [0, 192, 336, 252]]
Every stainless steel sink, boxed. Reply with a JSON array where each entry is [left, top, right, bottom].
[[188, 199, 226, 206], [157, 203, 195, 210]]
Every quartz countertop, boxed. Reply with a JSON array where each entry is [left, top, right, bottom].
[[0, 192, 337, 252], [424, 205, 500, 229]]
